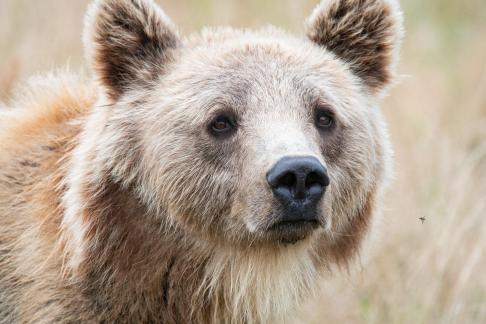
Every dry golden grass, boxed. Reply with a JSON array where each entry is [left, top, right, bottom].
[[1, 0, 485, 323]]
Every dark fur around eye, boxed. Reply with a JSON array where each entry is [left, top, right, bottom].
[[208, 113, 238, 138], [314, 107, 336, 131]]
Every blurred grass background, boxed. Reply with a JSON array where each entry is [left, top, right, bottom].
[[1, 0, 485, 323]]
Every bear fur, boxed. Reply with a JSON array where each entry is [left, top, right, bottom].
[[0, 0, 403, 323]]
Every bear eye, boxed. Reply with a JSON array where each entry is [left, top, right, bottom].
[[315, 109, 335, 130], [209, 115, 237, 137]]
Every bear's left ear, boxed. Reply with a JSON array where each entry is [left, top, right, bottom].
[[306, 0, 404, 95], [84, 0, 180, 100]]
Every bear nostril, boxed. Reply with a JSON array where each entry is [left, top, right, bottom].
[[305, 172, 320, 188], [279, 172, 296, 189]]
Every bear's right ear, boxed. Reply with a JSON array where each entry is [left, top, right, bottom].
[[306, 0, 403, 96], [84, 0, 180, 100]]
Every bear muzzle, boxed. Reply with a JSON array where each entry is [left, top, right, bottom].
[[265, 156, 329, 243]]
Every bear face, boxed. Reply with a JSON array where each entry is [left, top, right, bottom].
[[137, 37, 384, 248], [79, 0, 402, 256]]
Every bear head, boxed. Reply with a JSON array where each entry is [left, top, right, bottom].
[[80, 0, 402, 255]]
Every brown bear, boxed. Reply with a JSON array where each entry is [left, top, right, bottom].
[[0, 0, 403, 323]]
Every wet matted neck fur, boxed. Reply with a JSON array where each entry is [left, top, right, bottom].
[[0, 0, 403, 322]]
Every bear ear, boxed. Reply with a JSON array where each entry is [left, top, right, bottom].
[[305, 0, 404, 95], [84, 0, 180, 100]]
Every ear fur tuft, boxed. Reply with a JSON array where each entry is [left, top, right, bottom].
[[84, 0, 180, 100], [306, 0, 404, 95]]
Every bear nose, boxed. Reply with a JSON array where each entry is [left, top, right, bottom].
[[266, 156, 329, 208]]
